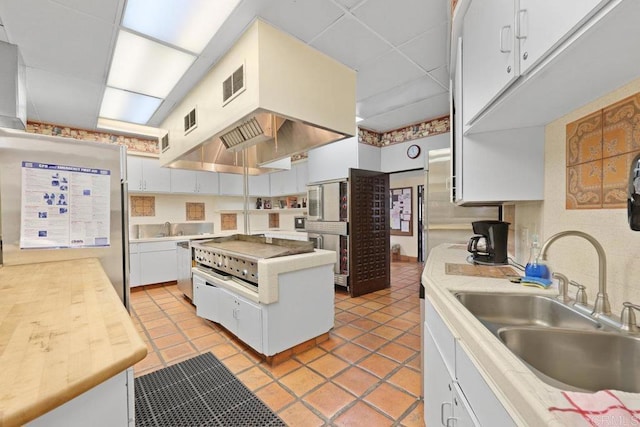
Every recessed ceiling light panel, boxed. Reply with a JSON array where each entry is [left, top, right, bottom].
[[107, 30, 195, 98], [122, 0, 242, 54], [99, 87, 162, 124]]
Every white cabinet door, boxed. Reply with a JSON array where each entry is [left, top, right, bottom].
[[139, 247, 177, 285], [218, 173, 244, 196], [452, 383, 481, 427], [140, 157, 171, 193], [424, 324, 454, 427], [463, 0, 518, 125], [129, 251, 141, 287], [193, 275, 220, 323], [270, 168, 297, 196], [126, 157, 144, 192], [196, 171, 219, 194], [518, 0, 607, 74], [249, 174, 270, 196], [236, 297, 262, 353], [295, 162, 308, 194], [170, 169, 197, 193], [217, 288, 239, 334]]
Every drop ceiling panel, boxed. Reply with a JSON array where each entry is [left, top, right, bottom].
[[352, 0, 448, 46], [360, 92, 450, 131], [27, 67, 103, 129], [333, 0, 367, 10], [257, 0, 344, 43], [0, 0, 115, 83], [399, 23, 448, 72], [49, 0, 121, 23], [357, 75, 447, 118], [310, 14, 390, 69], [356, 50, 424, 100]]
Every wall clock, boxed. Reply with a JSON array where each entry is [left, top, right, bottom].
[[407, 144, 421, 159]]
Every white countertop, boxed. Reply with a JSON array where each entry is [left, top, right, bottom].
[[422, 243, 640, 426]]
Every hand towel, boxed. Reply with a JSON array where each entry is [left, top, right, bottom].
[[549, 390, 640, 426]]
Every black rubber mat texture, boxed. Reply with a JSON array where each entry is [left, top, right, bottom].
[[135, 352, 285, 427]]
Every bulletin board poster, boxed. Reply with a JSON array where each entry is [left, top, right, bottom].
[[20, 161, 111, 249], [390, 187, 413, 236]]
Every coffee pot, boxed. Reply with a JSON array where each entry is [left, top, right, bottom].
[[467, 220, 510, 265]]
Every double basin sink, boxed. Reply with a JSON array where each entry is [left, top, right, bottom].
[[455, 292, 640, 393]]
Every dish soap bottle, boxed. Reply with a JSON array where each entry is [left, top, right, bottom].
[[525, 235, 550, 279]]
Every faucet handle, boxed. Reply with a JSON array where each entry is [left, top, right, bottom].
[[569, 280, 588, 305], [553, 272, 570, 303], [620, 302, 640, 333]]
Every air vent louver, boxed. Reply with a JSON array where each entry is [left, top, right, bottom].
[[219, 117, 264, 149], [184, 108, 197, 134], [161, 133, 169, 152], [222, 64, 245, 104]]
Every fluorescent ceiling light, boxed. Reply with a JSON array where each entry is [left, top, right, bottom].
[[107, 30, 195, 98], [99, 87, 162, 124], [122, 0, 241, 54], [97, 117, 166, 138], [356, 116, 364, 122]]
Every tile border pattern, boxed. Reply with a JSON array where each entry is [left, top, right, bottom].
[[358, 115, 450, 147], [130, 195, 155, 217], [26, 121, 159, 155]]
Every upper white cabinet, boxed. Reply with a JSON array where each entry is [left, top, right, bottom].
[[248, 174, 270, 196], [294, 162, 308, 194], [218, 173, 244, 196], [127, 156, 171, 193], [462, 0, 518, 124], [270, 167, 299, 197], [170, 169, 219, 194], [462, 0, 613, 129]]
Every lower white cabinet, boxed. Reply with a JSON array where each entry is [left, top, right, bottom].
[[424, 299, 514, 427], [218, 288, 263, 353], [129, 241, 177, 287], [193, 273, 220, 323]]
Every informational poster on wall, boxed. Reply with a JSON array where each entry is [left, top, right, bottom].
[[20, 161, 111, 249], [390, 187, 413, 236]]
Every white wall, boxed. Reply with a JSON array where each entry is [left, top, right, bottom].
[[514, 76, 640, 313], [380, 133, 449, 173], [129, 194, 217, 225]]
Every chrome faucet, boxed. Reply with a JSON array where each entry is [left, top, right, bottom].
[[540, 230, 611, 316], [164, 221, 171, 237]]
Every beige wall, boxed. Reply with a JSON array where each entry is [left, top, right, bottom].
[[514, 77, 640, 313], [390, 170, 424, 259]]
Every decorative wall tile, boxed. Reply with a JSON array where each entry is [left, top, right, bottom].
[[358, 116, 450, 147], [566, 111, 602, 166], [26, 121, 159, 155], [269, 213, 279, 229], [603, 93, 640, 158], [603, 153, 635, 208], [221, 213, 237, 231], [566, 160, 602, 209], [186, 202, 205, 221], [131, 196, 155, 217]]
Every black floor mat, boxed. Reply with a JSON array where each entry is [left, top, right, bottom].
[[135, 352, 285, 427]]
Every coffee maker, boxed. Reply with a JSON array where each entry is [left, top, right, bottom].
[[467, 220, 510, 265]]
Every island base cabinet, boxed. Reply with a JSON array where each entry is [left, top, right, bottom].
[[424, 299, 515, 427], [27, 369, 132, 427], [218, 288, 263, 353]]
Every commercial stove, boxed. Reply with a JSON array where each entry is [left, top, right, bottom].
[[191, 234, 314, 291]]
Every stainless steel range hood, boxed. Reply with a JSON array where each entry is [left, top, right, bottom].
[[160, 20, 356, 175], [0, 41, 27, 130]]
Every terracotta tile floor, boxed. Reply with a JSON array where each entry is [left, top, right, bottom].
[[131, 262, 424, 426]]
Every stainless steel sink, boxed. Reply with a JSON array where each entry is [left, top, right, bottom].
[[455, 292, 602, 332], [499, 327, 640, 392]]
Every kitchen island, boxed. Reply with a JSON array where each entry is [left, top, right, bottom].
[[193, 248, 336, 363], [0, 258, 147, 427], [422, 244, 640, 426]]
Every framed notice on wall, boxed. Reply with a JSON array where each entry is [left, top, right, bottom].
[[390, 187, 412, 236]]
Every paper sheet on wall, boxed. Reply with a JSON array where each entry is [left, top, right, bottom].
[[20, 161, 111, 249]]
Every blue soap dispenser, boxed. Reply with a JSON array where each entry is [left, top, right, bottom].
[[525, 235, 550, 279]]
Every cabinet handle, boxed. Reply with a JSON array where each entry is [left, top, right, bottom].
[[516, 9, 528, 40], [499, 25, 512, 53], [446, 416, 456, 427], [440, 402, 452, 426]]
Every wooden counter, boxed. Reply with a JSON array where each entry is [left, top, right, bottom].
[[0, 258, 147, 427]]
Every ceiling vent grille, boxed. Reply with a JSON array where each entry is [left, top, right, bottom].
[[219, 117, 263, 149], [184, 108, 197, 134], [222, 64, 245, 105]]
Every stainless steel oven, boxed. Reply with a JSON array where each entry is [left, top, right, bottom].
[[308, 232, 349, 288]]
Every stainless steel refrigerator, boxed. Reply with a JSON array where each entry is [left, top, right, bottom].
[[425, 148, 499, 257], [0, 127, 130, 308]]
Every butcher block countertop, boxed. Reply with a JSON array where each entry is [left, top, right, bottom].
[[0, 258, 147, 427]]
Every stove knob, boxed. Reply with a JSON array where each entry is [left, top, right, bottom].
[[217, 262, 222, 268], [241, 269, 248, 276]]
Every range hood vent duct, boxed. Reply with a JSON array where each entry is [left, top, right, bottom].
[[0, 41, 27, 131]]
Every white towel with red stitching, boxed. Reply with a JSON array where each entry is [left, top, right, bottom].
[[549, 390, 640, 426]]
